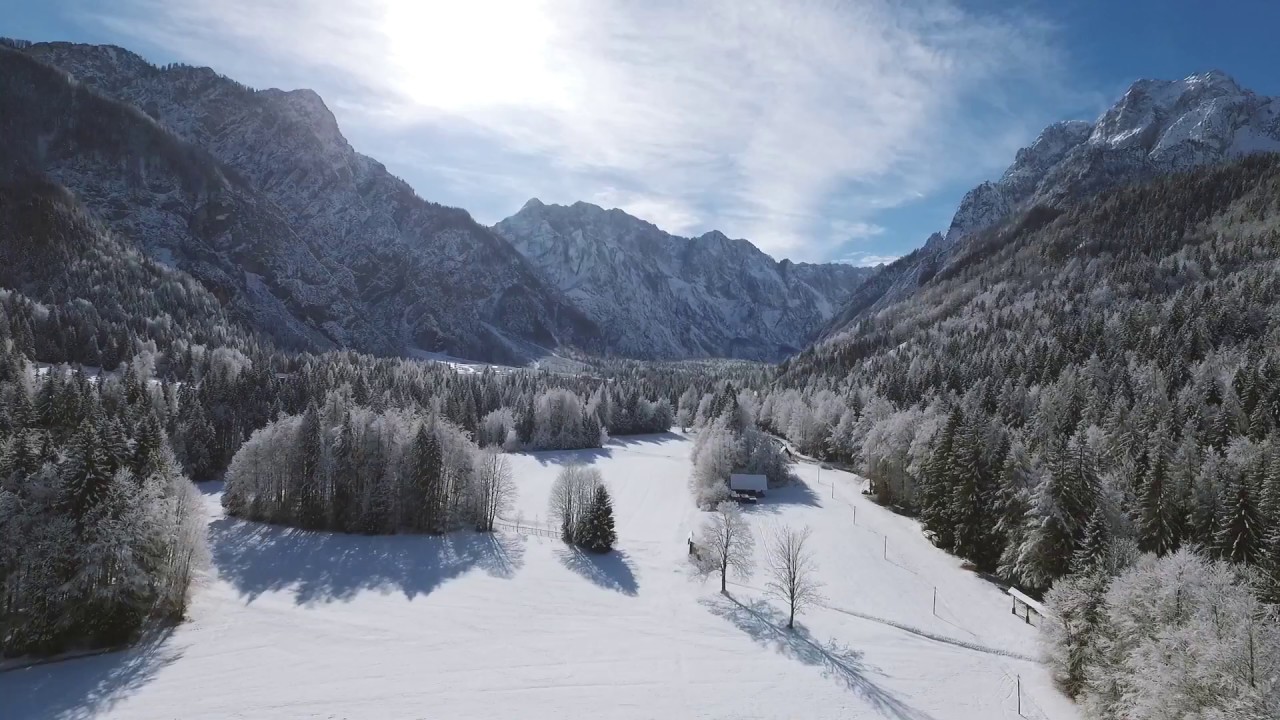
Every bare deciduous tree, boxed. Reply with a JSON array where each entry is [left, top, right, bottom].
[[696, 501, 755, 593], [472, 447, 515, 531], [765, 524, 822, 629], [548, 463, 602, 543]]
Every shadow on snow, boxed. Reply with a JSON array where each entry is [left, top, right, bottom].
[[209, 517, 526, 605], [520, 432, 688, 467], [701, 594, 938, 720], [744, 477, 822, 515], [555, 546, 639, 596], [0, 627, 180, 720]]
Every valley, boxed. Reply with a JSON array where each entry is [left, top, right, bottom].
[[3, 435, 1072, 720]]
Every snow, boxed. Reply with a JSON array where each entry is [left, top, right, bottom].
[[2, 433, 1078, 720]]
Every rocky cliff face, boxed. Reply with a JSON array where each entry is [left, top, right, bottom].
[[14, 41, 599, 363], [494, 200, 874, 360], [823, 70, 1280, 339], [8, 39, 882, 363]]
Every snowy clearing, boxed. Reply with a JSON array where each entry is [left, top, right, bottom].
[[2, 433, 1078, 720]]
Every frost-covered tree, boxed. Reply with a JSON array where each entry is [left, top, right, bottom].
[[765, 524, 822, 628], [549, 463, 602, 544], [1045, 548, 1280, 719], [696, 501, 755, 593], [471, 447, 514, 532]]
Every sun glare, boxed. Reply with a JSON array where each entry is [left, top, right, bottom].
[[382, 0, 567, 112]]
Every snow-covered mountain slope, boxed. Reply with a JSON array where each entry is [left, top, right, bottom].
[[495, 200, 876, 360], [14, 41, 599, 363], [823, 70, 1280, 338], [3, 434, 1075, 720]]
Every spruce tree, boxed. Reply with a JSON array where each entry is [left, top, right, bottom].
[[1137, 450, 1179, 555], [921, 406, 962, 549], [1072, 506, 1110, 571], [295, 403, 325, 529], [950, 419, 997, 569], [407, 424, 444, 533], [578, 484, 617, 553], [1215, 477, 1263, 564]]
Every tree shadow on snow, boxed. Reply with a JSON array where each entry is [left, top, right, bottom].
[[555, 546, 639, 596], [195, 480, 225, 495], [607, 432, 688, 449], [0, 627, 181, 720], [208, 518, 526, 605], [700, 594, 938, 720], [524, 447, 614, 467]]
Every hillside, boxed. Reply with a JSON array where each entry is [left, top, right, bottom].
[[495, 200, 875, 360], [823, 70, 1280, 337], [8, 39, 878, 365], [5, 40, 600, 363]]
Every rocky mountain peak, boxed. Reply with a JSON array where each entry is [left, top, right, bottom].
[[494, 203, 876, 360]]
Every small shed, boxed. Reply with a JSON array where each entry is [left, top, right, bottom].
[[729, 473, 768, 496], [1008, 587, 1047, 625]]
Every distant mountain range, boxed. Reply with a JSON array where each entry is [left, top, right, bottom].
[[822, 70, 1280, 339], [4, 36, 1278, 365], [494, 200, 875, 360], [0, 38, 872, 363]]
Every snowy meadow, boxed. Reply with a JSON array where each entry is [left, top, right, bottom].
[[3, 433, 1076, 720]]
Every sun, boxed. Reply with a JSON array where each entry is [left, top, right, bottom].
[[381, 0, 569, 113]]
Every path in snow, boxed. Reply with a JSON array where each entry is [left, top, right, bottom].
[[2, 432, 1078, 720]]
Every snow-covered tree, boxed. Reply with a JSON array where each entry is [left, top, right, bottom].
[[471, 447, 514, 532], [549, 463, 602, 544], [696, 501, 755, 593], [765, 524, 822, 629]]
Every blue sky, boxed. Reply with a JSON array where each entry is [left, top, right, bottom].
[[4, 0, 1279, 265]]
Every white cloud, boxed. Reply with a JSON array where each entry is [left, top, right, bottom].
[[841, 252, 901, 267], [82, 0, 1077, 262]]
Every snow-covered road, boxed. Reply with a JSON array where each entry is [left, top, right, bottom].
[[2, 432, 1078, 720]]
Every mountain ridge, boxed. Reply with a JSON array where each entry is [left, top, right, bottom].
[[821, 69, 1280, 342], [494, 199, 876, 360]]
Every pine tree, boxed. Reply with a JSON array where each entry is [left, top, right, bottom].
[[1215, 477, 1263, 564], [1072, 506, 1110, 571], [61, 420, 111, 523], [331, 411, 358, 532], [950, 418, 997, 569], [295, 403, 325, 529], [921, 406, 962, 549], [408, 424, 444, 533], [578, 484, 617, 553], [1137, 449, 1179, 555]]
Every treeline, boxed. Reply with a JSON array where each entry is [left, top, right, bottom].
[[223, 394, 514, 534], [761, 155, 1280, 598], [0, 346, 207, 658]]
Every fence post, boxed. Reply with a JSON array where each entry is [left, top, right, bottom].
[[932, 587, 937, 616], [1017, 674, 1022, 716], [883, 536, 887, 560]]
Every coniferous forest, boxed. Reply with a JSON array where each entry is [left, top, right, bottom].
[[2, 29, 1280, 719]]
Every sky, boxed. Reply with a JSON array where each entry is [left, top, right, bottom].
[[4, 0, 1279, 266]]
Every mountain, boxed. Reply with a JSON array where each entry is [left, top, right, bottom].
[[494, 200, 876, 360], [823, 70, 1280, 338], [5, 40, 599, 363]]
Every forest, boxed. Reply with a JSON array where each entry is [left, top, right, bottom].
[[3, 127, 1280, 718]]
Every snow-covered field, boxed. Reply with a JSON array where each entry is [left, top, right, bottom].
[[2, 433, 1079, 720]]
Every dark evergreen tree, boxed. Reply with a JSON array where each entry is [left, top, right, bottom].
[[295, 403, 325, 529], [577, 484, 617, 553], [1216, 477, 1263, 564]]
